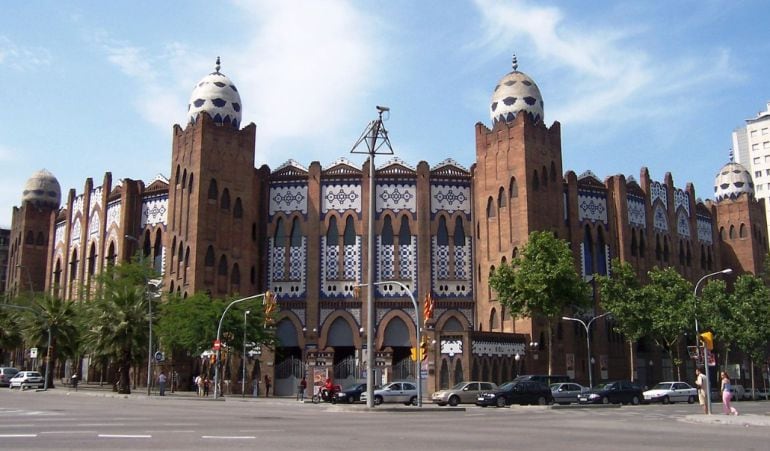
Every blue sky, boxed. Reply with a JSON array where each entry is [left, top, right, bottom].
[[1, 0, 769, 228]]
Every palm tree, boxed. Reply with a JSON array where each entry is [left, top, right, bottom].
[[16, 295, 80, 388], [82, 284, 148, 394]]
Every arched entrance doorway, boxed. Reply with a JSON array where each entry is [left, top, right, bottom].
[[327, 317, 357, 386], [274, 319, 302, 396], [383, 317, 414, 381]]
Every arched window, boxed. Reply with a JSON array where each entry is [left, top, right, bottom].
[[454, 217, 465, 247], [398, 217, 411, 245], [205, 246, 215, 266], [550, 161, 557, 182], [729, 225, 735, 239], [541, 165, 548, 187], [344, 216, 356, 245], [497, 187, 506, 208], [182, 170, 187, 189], [188, 173, 194, 192], [655, 235, 662, 261], [663, 237, 670, 262], [231, 263, 240, 285], [639, 233, 646, 257], [596, 228, 607, 275], [686, 243, 692, 267], [218, 255, 228, 276], [532, 169, 540, 190], [630, 229, 638, 257], [274, 218, 286, 248], [25, 231, 33, 244], [208, 178, 218, 200], [326, 216, 339, 245], [486, 197, 495, 218], [290, 218, 302, 246], [382, 216, 394, 245], [234, 198, 243, 218], [175, 165, 180, 185], [36, 232, 45, 246], [719, 227, 726, 241], [509, 177, 518, 198], [221, 188, 231, 210], [583, 225, 593, 275], [739, 223, 747, 238], [489, 308, 498, 331], [437, 216, 449, 246]]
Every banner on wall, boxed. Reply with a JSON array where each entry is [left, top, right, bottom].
[[565, 353, 575, 380]]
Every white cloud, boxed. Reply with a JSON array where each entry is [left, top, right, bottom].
[[471, 0, 738, 125], [0, 36, 51, 71]]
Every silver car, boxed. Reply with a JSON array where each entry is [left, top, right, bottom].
[[360, 381, 418, 406], [9, 371, 44, 390], [643, 381, 697, 404], [550, 382, 588, 405], [432, 381, 498, 406]]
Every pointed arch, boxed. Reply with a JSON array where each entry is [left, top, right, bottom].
[[453, 216, 465, 247], [326, 216, 339, 245], [290, 217, 302, 247], [208, 178, 218, 200], [343, 215, 356, 245], [221, 188, 231, 210], [497, 186, 506, 208], [382, 215, 394, 245], [437, 216, 449, 246]]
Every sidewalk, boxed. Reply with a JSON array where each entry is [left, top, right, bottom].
[[683, 413, 770, 427]]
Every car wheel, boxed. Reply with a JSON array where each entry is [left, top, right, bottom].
[[687, 395, 695, 404], [374, 395, 383, 406], [602, 396, 609, 405], [537, 396, 546, 405], [409, 396, 418, 406], [347, 395, 354, 404], [662, 396, 670, 405], [496, 397, 506, 408], [448, 396, 459, 407], [631, 396, 640, 406]]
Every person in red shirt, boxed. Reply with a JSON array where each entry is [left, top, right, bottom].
[[322, 377, 335, 401]]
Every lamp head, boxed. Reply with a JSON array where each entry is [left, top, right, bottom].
[[721, 268, 733, 274]]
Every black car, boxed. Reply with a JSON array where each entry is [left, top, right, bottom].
[[334, 382, 367, 404], [476, 380, 554, 407], [578, 380, 643, 405]]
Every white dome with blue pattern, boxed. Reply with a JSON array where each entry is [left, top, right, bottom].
[[22, 169, 61, 208], [490, 55, 544, 124], [714, 161, 754, 202], [187, 57, 242, 128]]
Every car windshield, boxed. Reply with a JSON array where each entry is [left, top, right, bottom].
[[499, 382, 515, 391], [549, 383, 561, 390], [451, 382, 467, 390], [593, 383, 613, 390], [343, 383, 365, 391], [651, 383, 673, 390]]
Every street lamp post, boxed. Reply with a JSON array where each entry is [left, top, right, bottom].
[[693, 268, 732, 414], [351, 105, 394, 409], [562, 312, 610, 388], [214, 293, 266, 399], [355, 281, 422, 407], [242, 310, 250, 398]]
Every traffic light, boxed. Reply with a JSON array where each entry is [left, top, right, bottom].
[[423, 292, 434, 327], [699, 332, 714, 351], [410, 347, 417, 361], [209, 353, 216, 364], [263, 290, 276, 326], [420, 338, 428, 362]]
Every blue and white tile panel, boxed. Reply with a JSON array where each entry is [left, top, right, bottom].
[[376, 183, 416, 214], [577, 191, 608, 225], [697, 215, 713, 245], [472, 340, 525, 358], [89, 187, 103, 213], [376, 236, 417, 296], [267, 237, 307, 299], [321, 183, 361, 215], [269, 184, 308, 217], [430, 184, 471, 216], [676, 211, 690, 238], [73, 194, 84, 217], [650, 182, 667, 209], [653, 204, 668, 233], [431, 236, 472, 297], [627, 195, 646, 229], [320, 236, 362, 298], [674, 189, 690, 216], [141, 194, 168, 227]]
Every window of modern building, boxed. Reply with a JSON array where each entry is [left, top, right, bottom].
[[750, 130, 758, 138], [755, 171, 761, 178], [753, 143, 760, 151], [763, 128, 769, 135], [754, 157, 761, 164]]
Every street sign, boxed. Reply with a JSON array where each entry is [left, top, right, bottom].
[[213, 339, 221, 351], [30, 347, 38, 358], [154, 351, 164, 362]]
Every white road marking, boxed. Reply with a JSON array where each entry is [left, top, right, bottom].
[[0, 434, 37, 438], [202, 435, 256, 440], [144, 430, 196, 433], [78, 423, 126, 426], [40, 430, 98, 435], [98, 434, 152, 438]]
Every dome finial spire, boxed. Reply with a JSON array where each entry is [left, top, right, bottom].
[[215, 56, 221, 74], [512, 54, 518, 72]]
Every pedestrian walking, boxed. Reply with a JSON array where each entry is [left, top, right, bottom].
[[264, 374, 271, 397], [720, 371, 738, 416], [71, 373, 79, 392], [297, 376, 307, 401], [252, 377, 259, 398], [158, 371, 167, 396], [195, 374, 203, 397], [204, 376, 210, 397], [694, 367, 708, 414]]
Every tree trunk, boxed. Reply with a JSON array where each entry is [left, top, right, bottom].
[[628, 340, 635, 382], [118, 349, 132, 394]]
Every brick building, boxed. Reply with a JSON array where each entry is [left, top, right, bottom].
[[4, 57, 767, 394]]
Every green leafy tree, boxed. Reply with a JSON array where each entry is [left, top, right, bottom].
[[596, 259, 649, 381], [727, 274, 770, 396], [697, 279, 732, 362], [642, 267, 692, 381], [489, 231, 590, 374]]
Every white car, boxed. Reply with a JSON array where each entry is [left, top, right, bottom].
[[9, 371, 44, 390], [643, 381, 696, 404], [360, 381, 418, 406]]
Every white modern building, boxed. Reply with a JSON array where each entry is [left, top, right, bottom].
[[732, 102, 770, 236]]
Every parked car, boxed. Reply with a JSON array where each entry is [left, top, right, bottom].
[[9, 371, 44, 390], [578, 380, 643, 405], [432, 381, 498, 406], [643, 381, 697, 404], [515, 374, 571, 385], [550, 382, 588, 405], [334, 382, 367, 404], [360, 381, 418, 406], [476, 380, 553, 407], [746, 388, 769, 400], [732, 385, 747, 401], [0, 367, 20, 387]]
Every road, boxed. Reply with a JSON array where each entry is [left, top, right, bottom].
[[1, 388, 768, 450]]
